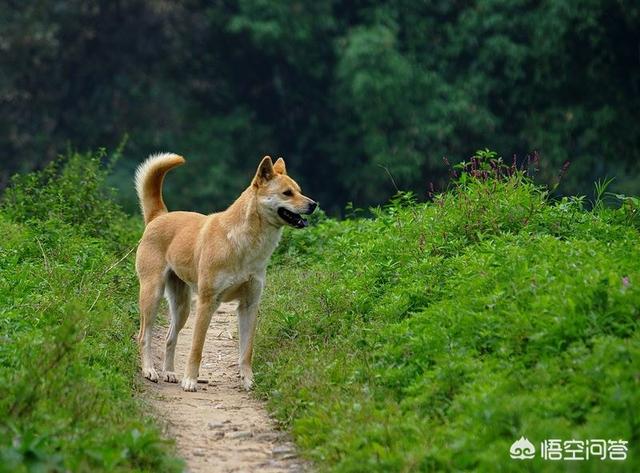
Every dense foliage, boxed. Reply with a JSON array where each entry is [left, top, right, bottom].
[[0, 152, 181, 472], [256, 154, 640, 471], [2, 1, 639, 213]]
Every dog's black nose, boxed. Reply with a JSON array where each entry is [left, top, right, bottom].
[[307, 201, 317, 214]]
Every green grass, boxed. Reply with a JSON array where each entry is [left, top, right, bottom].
[[2, 150, 638, 472], [256, 160, 640, 471], [0, 152, 182, 472]]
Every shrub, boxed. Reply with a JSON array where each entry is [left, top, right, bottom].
[[257, 152, 640, 472], [2, 149, 139, 249], [0, 152, 181, 472]]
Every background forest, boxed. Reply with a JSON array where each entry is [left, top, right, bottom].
[[1, 0, 639, 213]]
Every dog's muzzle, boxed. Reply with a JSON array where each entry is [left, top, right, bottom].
[[277, 201, 316, 229]]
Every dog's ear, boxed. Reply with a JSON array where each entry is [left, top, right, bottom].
[[253, 156, 275, 187], [273, 157, 287, 175]]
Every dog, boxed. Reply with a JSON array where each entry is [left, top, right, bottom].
[[134, 154, 316, 391]]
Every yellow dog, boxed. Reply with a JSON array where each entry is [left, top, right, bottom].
[[134, 154, 316, 391]]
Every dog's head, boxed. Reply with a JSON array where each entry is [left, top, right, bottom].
[[252, 156, 316, 228]]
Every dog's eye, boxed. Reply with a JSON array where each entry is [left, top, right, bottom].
[[283, 190, 293, 196]]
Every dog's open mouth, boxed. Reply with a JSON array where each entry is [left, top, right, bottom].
[[277, 207, 308, 228]]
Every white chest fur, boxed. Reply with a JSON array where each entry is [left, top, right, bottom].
[[215, 223, 282, 297]]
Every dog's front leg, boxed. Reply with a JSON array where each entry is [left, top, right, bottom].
[[182, 289, 220, 392], [237, 276, 264, 390]]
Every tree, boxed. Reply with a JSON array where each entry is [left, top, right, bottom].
[[1, 0, 638, 213]]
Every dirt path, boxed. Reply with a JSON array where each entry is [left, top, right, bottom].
[[145, 301, 305, 473]]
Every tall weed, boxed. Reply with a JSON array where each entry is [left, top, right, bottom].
[[258, 151, 640, 472], [0, 152, 180, 472]]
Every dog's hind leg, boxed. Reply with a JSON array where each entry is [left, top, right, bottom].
[[237, 276, 264, 390], [163, 271, 191, 383], [138, 270, 166, 383]]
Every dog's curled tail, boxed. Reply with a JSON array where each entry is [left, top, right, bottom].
[[135, 153, 185, 225]]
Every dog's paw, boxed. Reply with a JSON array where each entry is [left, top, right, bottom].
[[239, 366, 254, 391], [164, 371, 179, 383], [241, 376, 254, 391], [142, 367, 159, 383], [181, 377, 198, 392]]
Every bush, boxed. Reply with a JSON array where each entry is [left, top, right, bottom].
[[0, 152, 181, 472], [257, 154, 640, 472], [2, 149, 139, 249]]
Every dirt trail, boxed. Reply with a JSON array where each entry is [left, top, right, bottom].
[[145, 301, 305, 473]]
